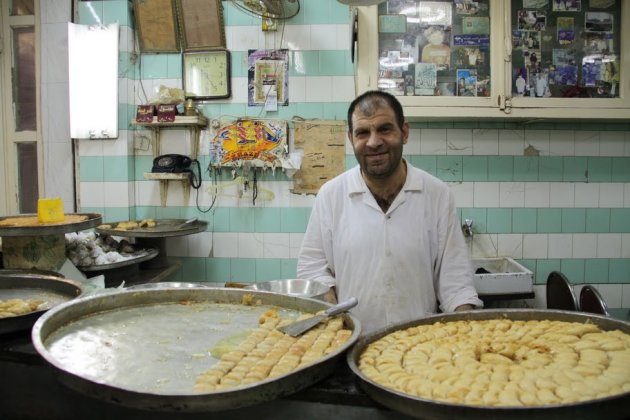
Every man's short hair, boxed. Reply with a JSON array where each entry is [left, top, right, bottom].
[[347, 90, 405, 133]]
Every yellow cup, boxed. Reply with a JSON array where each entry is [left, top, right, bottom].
[[37, 198, 65, 223]]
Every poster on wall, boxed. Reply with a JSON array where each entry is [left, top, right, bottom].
[[247, 49, 289, 107], [209, 119, 288, 168]]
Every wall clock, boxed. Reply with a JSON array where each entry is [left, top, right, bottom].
[[183, 49, 231, 99]]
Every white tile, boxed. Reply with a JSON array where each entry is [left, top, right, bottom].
[[599, 131, 625, 156], [622, 284, 630, 307], [229, 26, 264, 51], [473, 182, 499, 207], [289, 233, 305, 259], [548, 130, 574, 156], [524, 182, 550, 208], [599, 183, 624, 208], [622, 234, 630, 258], [472, 129, 498, 155], [135, 180, 161, 207], [405, 129, 421, 155], [238, 233, 264, 258], [289, 76, 306, 102], [46, 83, 70, 140], [78, 139, 105, 157], [497, 234, 524, 259], [499, 182, 525, 207], [420, 129, 447, 154], [547, 234, 573, 258], [102, 133, 131, 156], [597, 284, 622, 307], [446, 129, 472, 155], [43, 0, 71, 23], [79, 181, 105, 207], [449, 182, 474, 208], [574, 183, 599, 208], [212, 233, 238, 258], [625, 184, 630, 207], [532, 284, 547, 309], [470, 234, 499, 258], [188, 232, 213, 257], [104, 182, 130, 207], [263, 233, 291, 258], [231, 76, 249, 103], [310, 25, 338, 50], [597, 233, 622, 258], [331, 76, 356, 102], [305, 76, 333, 102], [522, 234, 548, 259], [498, 129, 525, 156], [524, 130, 550, 156], [335, 24, 351, 50], [280, 24, 311, 50], [572, 233, 597, 259], [574, 131, 600, 156], [549, 182, 575, 207], [44, 143, 74, 207]]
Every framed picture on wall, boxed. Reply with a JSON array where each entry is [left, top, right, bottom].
[[175, 0, 226, 51], [133, 0, 180, 53]]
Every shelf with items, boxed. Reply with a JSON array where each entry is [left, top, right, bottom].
[[355, 0, 630, 121], [132, 115, 208, 206]]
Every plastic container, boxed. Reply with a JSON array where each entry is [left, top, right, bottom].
[[37, 198, 65, 223]]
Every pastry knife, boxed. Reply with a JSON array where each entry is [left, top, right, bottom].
[[277, 297, 358, 337]]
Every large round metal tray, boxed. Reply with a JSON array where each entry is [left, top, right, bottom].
[[0, 213, 102, 236], [76, 248, 159, 272], [96, 218, 208, 238], [32, 287, 361, 412], [347, 309, 630, 420], [0, 274, 84, 334]]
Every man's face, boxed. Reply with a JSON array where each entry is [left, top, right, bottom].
[[348, 105, 408, 180]]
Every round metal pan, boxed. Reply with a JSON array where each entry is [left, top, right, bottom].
[[96, 218, 208, 238], [0, 268, 65, 279], [0, 274, 84, 334], [0, 213, 102, 236], [347, 309, 630, 420], [31, 287, 361, 412]]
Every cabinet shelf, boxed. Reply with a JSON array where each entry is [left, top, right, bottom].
[[133, 115, 207, 206], [356, 2, 630, 121]]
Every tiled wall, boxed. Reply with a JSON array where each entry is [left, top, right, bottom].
[[73, 0, 630, 320]]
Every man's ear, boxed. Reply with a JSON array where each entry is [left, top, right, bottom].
[[402, 122, 410, 144], [347, 130, 353, 144]]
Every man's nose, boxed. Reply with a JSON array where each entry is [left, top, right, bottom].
[[366, 130, 382, 148]]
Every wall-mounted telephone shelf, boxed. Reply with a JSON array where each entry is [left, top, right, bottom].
[[143, 172, 191, 207], [133, 116, 207, 207]]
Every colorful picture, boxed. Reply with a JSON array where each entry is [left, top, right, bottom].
[[518, 10, 546, 31], [584, 32, 614, 53], [523, 0, 548, 8], [456, 69, 477, 96], [513, 68, 529, 96], [454, 0, 481, 15], [585, 12, 613, 32], [418, 25, 451, 70], [209, 119, 288, 167], [462, 16, 489, 35], [552, 0, 581, 11], [247, 49, 289, 107], [414, 63, 437, 95]]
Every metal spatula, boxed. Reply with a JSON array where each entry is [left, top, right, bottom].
[[277, 297, 358, 337]]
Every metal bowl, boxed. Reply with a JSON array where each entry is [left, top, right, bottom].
[[126, 282, 214, 291], [244, 279, 331, 300]]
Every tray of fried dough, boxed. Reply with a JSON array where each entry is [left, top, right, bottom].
[[31, 287, 360, 412], [347, 309, 630, 420]]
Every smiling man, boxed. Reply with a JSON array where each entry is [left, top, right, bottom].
[[297, 90, 482, 334]]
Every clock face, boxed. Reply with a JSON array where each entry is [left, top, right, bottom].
[[183, 50, 231, 99]]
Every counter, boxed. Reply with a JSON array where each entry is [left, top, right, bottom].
[[0, 330, 413, 420]]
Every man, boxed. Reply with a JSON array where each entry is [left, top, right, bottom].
[[297, 90, 482, 334]]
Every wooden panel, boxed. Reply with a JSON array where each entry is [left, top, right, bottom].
[[133, 0, 180, 53], [176, 0, 226, 50]]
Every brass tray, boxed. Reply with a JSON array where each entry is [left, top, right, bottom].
[[32, 288, 361, 412], [96, 218, 207, 238], [347, 309, 630, 420]]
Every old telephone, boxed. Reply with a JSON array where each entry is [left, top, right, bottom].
[[151, 154, 192, 173]]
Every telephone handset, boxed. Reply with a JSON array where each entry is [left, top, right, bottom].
[[151, 154, 192, 173]]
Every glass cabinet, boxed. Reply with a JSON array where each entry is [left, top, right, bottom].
[[355, 0, 630, 120]]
